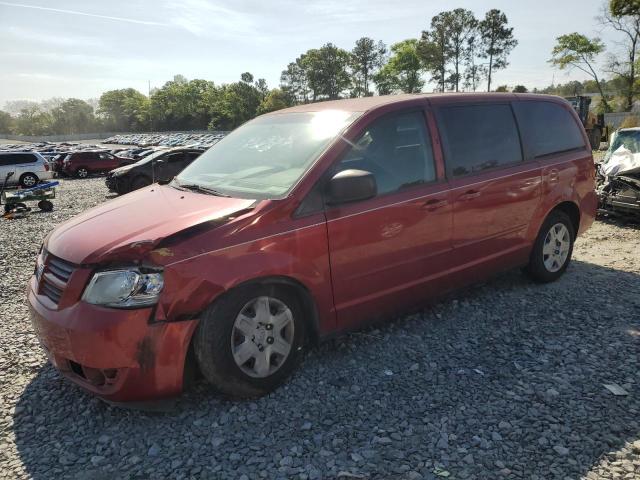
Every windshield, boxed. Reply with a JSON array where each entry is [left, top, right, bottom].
[[605, 130, 640, 161], [174, 110, 360, 199], [131, 150, 166, 166]]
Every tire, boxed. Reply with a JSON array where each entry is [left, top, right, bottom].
[[76, 167, 89, 178], [19, 173, 38, 188], [130, 175, 152, 191], [4, 202, 28, 214], [38, 200, 53, 212], [525, 210, 575, 283], [193, 283, 307, 398]]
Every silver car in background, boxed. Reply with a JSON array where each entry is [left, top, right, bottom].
[[0, 152, 53, 188]]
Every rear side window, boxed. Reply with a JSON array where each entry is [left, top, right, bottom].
[[0, 153, 37, 165], [337, 110, 436, 195], [438, 104, 522, 177], [513, 101, 586, 158]]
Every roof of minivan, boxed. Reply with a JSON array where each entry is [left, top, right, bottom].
[[269, 92, 566, 114]]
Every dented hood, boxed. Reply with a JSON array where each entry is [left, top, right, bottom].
[[46, 184, 256, 264]]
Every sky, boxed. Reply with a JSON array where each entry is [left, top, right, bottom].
[[0, 0, 623, 107]]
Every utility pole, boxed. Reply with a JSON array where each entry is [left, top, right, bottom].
[[148, 80, 152, 133]]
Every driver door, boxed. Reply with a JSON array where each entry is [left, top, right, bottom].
[[324, 108, 453, 330]]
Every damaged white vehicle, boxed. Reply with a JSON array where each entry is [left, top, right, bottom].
[[597, 128, 640, 217]]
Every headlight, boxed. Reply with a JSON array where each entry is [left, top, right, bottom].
[[82, 268, 163, 308]]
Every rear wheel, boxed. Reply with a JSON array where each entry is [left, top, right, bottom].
[[76, 167, 89, 178], [130, 175, 152, 191], [19, 173, 38, 188], [193, 284, 307, 398], [525, 210, 575, 283]]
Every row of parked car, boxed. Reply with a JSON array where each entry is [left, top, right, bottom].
[[103, 132, 227, 148]]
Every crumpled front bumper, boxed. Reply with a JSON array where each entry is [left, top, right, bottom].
[[27, 275, 198, 403]]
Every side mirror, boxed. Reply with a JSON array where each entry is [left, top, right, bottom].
[[326, 169, 377, 205]]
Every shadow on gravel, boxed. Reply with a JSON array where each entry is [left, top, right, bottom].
[[12, 260, 640, 480]]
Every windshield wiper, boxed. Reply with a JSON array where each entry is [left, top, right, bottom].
[[174, 182, 230, 197]]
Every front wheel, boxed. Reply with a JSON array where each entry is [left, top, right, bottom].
[[525, 210, 575, 283], [193, 284, 306, 398], [76, 167, 89, 178]]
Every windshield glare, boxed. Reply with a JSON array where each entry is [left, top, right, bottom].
[[174, 111, 359, 199], [605, 130, 640, 161]]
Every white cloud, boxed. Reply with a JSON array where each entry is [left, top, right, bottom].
[[164, 0, 255, 37]]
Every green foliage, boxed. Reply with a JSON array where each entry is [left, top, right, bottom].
[[13, 106, 54, 136], [549, 33, 611, 111], [257, 89, 291, 114], [98, 88, 150, 132], [281, 56, 311, 104], [495, 85, 509, 92], [208, 75, 262, 130], [419, 9, 477, 92], [478, 9, 518, 92], [0, 111, 14, 135], [150, 78, 216, 131], [303, 43, 352, 100], [374, 39, 424, 94], [50, 98, 96, 134], [513, 85, 528, 93], [351, 37, 387, 97], [610, 0, 640, 17]]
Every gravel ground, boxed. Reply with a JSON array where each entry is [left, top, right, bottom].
[[1, 176, 639, 480]]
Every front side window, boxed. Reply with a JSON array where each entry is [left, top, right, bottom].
[[513, 101, 586, 158], [336, 110, 436, 195], [438, 104, 522, 177], [176, 111, 360, 199]]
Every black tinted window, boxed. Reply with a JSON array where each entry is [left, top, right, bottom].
[[338, 111, 436, 195], [513, 101, 586, 157], [439, 104, 522, 177], [0, 153, 37, 165]]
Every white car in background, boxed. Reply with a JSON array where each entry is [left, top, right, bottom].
[[0, 152, 54, 188]]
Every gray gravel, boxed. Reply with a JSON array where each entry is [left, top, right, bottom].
[[1, 177, 639, 480]]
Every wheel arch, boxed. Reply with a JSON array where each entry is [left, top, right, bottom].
[[550, 201, 580, 236]]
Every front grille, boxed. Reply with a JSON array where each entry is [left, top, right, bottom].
[[39, 251, 76, 305]]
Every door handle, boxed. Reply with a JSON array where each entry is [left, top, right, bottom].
[[459, 189, 481, 201], [422, 198, 448, 211]]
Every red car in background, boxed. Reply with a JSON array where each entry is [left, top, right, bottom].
[[28, 93, 597, 403], [59, 151, 133, 178]]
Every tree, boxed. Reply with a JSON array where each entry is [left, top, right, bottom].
[[303, 43, 352, 100], [50, 98, 96, 134], [513, 85, 528, 93], [443, 9, 478, 91], [13, 106, 53, 136], [478, 9, 517, 92], [351, 37, 387, 97], [257, 89, 291, 114], [281, 56, 311, 104], [549, 33, 611, 111], [495, 85, 509, 92], [374, 39, 424, 94], [0, 111, 14, 134], [208, 75, 262, 130], [151, 78, 217, 130], [611, 0, 640, 16], [99, 88, 150, 132], [418, 14, 450, 92], [601, 1, 640, 110]]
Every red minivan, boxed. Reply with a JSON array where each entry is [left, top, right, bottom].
[[28, 94, 597, 403]]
